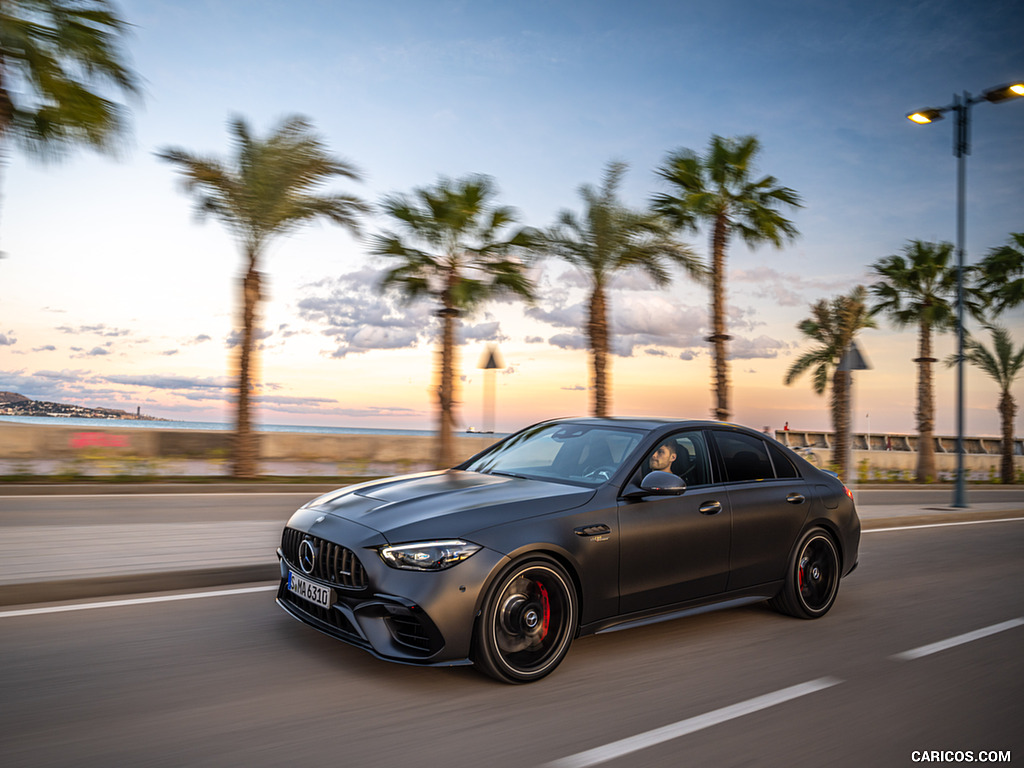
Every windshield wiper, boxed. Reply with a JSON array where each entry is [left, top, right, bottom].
[[488, 470, 531, 480]]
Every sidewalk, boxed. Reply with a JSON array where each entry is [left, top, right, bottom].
[[0, 485, 1021, 607]]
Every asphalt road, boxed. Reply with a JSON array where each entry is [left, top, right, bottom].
[[1, 517, 1021, 767]]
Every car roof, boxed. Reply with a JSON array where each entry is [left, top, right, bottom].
[[542, 416, 741, 432]]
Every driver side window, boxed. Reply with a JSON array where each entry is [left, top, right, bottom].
[[643, 431, 711, 486]]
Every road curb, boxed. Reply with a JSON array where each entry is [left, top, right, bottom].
[[0, 564, 280, 607]]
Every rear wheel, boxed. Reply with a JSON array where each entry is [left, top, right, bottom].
[[473, 556, 578, 683], [770, 528, 840, 619]]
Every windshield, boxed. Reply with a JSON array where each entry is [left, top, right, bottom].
[[465, 423, 644, 487]]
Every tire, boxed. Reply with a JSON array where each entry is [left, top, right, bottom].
[[769, 528, 841, 619], [472, 556, 578, 683]]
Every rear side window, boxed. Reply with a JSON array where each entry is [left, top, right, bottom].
[[714, 431, 774, 482], [767, 442, 800, 478]]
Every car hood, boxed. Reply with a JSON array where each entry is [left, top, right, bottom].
[[304, 470, 594, 542]]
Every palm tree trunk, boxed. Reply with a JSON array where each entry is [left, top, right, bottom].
[[709, 220, 730, 421], [831, 369, 851, 480], [1000, 390, 1017, 484], [436, 304, 458, 469], [233, 265, 262, 478], [588, 284, 609, 417], [915, 320, 936, 482]]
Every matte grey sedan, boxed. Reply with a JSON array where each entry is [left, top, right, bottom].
[[276, 418, 860, 683]]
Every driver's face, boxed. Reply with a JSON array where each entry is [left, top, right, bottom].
[[650, 444, 677, 471]]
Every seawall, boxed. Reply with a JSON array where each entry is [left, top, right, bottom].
[[0, 421, 1019, 480], [0, 421, 497, 476]]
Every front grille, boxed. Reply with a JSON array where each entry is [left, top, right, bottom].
[[281, 527, 369, 589], [277, 583, 364, 642]]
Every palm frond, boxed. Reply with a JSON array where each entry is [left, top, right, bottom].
[[1, 0, 140, 158]]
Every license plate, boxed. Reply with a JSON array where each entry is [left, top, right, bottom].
[[288, 571, 335, 609]]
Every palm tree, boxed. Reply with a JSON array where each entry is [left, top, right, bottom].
[[371, 175, 535, 468], [653, 135, 802, 422], [870, 240, 960, 483], [947, 327, 1024, 484], [544, 161, 702, 418], [974, 232, 1024, 316], [784, 286, 875, 480], [158, 115, 367, 478], [0, 0, 139, 178]]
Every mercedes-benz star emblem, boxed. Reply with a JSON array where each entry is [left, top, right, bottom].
[[298, 539, 316, 574]]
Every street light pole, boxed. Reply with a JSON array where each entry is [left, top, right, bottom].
[[907, 81, 1023, 508], [953, 92, 968, 508]]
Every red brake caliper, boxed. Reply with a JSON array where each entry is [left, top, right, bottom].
[[537, 581, 551, 640]]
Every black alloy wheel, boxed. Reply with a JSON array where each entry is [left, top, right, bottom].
[[770, 528, 841, 619], [473, 556, 578, 683]]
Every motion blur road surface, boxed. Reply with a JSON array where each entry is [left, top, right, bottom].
[[0, 489, 1021, 767]]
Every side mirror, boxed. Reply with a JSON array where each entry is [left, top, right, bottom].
[[640, 470, 686, 496]]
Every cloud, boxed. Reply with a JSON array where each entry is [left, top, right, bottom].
[[548, 333, 588, 350], [728, 335, 791, 360], [161, 350, 180, 356], [297, 267, 435, 357], [610, 298, 706, 356], [258, 394, 336, 407], [525, 302, 585, 329], [526, 268, 707, 358], [185, 334, 212, 345], [0, 368, 98, 404], [732, 266, 864, 307], [225, 327, 274, 349], [57, 324, 131, 337], [460, 320, 508, 343], [32, 345, 56, 352], [0, 332, 16, 346], [35, 368, 91, 382], [102, 373, 233, 392]]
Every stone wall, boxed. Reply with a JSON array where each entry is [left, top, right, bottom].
[[0, 422, 496, 471]]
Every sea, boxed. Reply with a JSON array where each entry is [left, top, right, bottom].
[[0, 414, 504, 438]]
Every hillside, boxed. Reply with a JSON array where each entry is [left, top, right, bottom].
[[0, 392, 166, 421]]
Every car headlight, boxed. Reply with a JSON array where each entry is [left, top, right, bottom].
[[378, 540, 482, 571]]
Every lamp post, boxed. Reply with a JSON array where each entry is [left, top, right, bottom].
[[907, 81, 1024, 508]]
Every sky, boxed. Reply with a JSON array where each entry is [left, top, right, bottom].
[[1, 0, 1022, 437]]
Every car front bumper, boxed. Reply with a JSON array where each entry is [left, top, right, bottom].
[[275, 514, 509, 666]]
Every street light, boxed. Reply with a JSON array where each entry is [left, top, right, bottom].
[[906, 80, 1024, 508]]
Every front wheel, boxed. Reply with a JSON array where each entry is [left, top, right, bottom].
[[472, 556, 578, 683], [770, 528, 840, 619]]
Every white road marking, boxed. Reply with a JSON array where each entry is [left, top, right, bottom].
[[545, 677, 842, 768], [0, 585, 277, 619], [863, 517, 1024, 533], [891, 618, 1024, 661]]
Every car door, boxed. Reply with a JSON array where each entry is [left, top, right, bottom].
[[709, 429, 810, 591], [617, 430, 731, 614]]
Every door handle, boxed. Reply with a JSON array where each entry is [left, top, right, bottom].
[[698, 501, 722, 515], [786, 493, 806, 504]]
